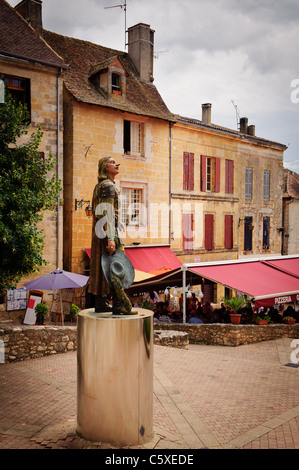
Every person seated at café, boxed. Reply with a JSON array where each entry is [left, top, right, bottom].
[[268, 305, 282, 323], [283, 305, 296, 320], [188, 312, 203, 324], [202, 300, 214, 323], [154, 302, 172, 323]]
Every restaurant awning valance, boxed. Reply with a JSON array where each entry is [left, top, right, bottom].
[[124, 245, 182, 274], [188, 256, 299, 307]]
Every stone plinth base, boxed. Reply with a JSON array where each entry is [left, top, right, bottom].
[[77, 308, 153, 447]]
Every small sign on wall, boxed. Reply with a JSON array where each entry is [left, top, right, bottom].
[[23, 291, 43, 325]]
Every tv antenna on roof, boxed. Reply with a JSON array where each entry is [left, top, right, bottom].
[[231, 100, 240, 131], [104, 1, 127, 50]]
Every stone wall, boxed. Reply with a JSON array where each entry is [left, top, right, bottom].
[[154, 322, 299, 347], [0, 325, 77, 363], [154, 329, 189, 349], [1, 322, 298, 363]]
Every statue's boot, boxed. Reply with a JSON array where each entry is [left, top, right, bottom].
[[94, 295, 112, 313]]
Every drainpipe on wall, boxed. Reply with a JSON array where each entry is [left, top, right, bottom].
[[169, 122, 172, 246], [56, 68, 62, 269]]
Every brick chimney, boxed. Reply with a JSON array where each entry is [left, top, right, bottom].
[[128, 23, 154, 83], [240, 117, 256, 136], [201, 103, 212, 124], [15, 0, 43, 31], [239, 117, 248, 134]]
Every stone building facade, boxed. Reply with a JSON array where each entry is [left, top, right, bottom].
[[170, 107, 286, 264], [0, 0, 66, 280], [282, 168, 299, 255], [1, 0, 289, 316]]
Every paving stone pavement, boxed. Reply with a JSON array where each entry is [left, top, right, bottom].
[[0, 338, 298, 450]]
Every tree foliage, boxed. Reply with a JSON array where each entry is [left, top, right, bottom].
[[0, 94, 61, 296]]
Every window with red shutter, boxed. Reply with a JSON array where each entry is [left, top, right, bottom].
[[183, 152, 194, 190], [225, 160, 234, 194], [224, 215, 233, 249], [200, 155, 207, 191], [183, 213, 193, 251], [205, 214, 214, 250], [201, 155, 220, 192]]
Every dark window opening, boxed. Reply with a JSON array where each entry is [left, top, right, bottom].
[[112, 73, 121, 94], [3, 75, 31, 119], [263, 216, 270, 250], [244, 216, 253, 251]]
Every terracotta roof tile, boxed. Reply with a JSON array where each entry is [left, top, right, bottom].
[[175, 114, 287, 149], [41, 29, 175, 122], [0, 0, 66, 69], [283, 168, 299, 198]]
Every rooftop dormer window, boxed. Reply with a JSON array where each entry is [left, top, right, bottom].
[[112, 73, 121, 95]]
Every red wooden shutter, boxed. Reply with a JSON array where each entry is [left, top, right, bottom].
[[183, 152, 189, 190], [224, 215, 233, 249], [183, 152, 194, 190], [201, 155, 206, 191], [225, 160, 234, 194], [215, 157, 221, 192], [205, 214, 214, 250], [183, 213, 193, 251]]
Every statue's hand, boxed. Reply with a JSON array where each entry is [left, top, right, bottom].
[[107, 240, 116, 255]]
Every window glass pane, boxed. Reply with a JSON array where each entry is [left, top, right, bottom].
[[206, 157, 211, 191], [121, 188, 142, 224]]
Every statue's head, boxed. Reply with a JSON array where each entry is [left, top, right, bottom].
[[97, 156, 110, 181]]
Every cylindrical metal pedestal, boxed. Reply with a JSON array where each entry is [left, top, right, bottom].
[[77, 308, 153, 447]]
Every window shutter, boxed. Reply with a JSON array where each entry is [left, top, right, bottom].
[[224, 215, 233, 249], [205, 214, 214, 250], [131, 122, 140, 154], [245, 167, 253, 199], [201, 155, 207, 191], [183, 213, 193, 251], [264, 170, 270, 201], [183, 152, 194, 190], [225, 160, 234, 194]]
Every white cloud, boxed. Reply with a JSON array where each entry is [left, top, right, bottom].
[[6, 0, 299, 169]]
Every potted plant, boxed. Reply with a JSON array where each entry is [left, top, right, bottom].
[[283, 316, 296, 325], [222, 296, 246, 324], [254, 315, 271, 325], [70, 303, 80, 321], [35, 302, 49, 325]]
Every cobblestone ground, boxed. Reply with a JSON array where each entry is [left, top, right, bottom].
[[0, 338, 298, 450]]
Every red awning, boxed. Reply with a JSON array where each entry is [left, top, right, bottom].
[[125, 245, 182, 273], [261, 258, 299, 279], [85, 245, 182, 275], [188, 259, 299, 307]]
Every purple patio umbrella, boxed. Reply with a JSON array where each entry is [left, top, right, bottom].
[[23, 269, 89, 291], [23, 270, 89, 325]]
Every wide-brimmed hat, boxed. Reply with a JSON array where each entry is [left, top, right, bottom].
[[101, 249, 135, 289]]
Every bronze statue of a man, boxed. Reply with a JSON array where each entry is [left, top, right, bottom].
[[89, 156, 126, 313]]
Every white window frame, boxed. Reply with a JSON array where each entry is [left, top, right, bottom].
[[120, 181, 147, 227]]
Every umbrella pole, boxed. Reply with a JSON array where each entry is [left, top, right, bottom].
[[60, 294, 64, 326]]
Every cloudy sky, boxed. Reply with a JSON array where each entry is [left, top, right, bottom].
[[8, 0, 299, 170]]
